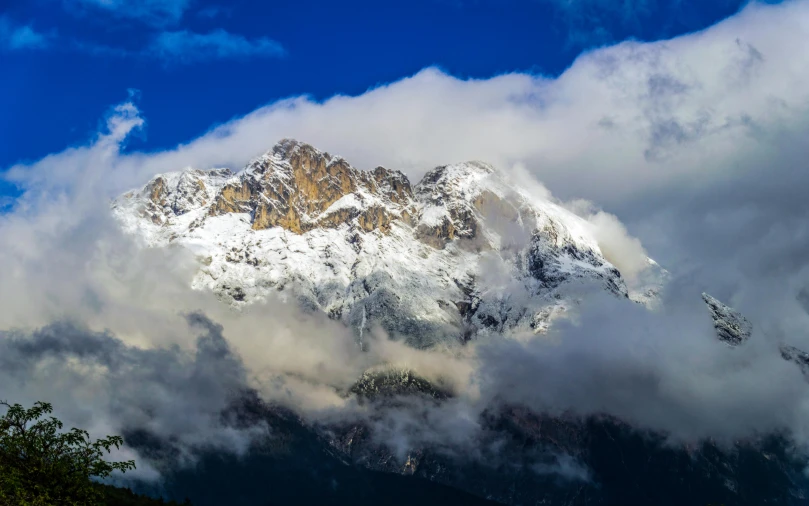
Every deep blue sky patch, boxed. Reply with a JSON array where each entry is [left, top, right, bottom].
[[0, 0, 782, 190]]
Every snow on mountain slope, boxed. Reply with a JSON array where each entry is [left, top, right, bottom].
[[113, 139, 656, 347]]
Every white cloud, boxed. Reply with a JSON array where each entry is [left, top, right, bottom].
[[538, 0, 701, 47], [565, 199, 650, 286], [79, 1, 804, 215], [148, 29, 285, 64], [196, 5, 230, 19], [65, 0, 191, 26], [32, 27, 284, 63], [39, 1, 278, 61], [0, 16, 50, 50]]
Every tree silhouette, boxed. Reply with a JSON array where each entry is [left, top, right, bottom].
[[0, 400, 136, 506]]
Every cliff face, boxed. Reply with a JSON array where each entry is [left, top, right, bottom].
[[207, 140, 416, 234]]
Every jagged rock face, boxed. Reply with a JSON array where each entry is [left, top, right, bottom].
[[113, 139, 658, 347], [207, 140, 415, 234], [127, 168, 234, 226], [701, 293, 753, 346], [413, 162, 501, 247]]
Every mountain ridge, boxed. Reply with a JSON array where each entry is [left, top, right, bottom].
[[113, 139, 661, 347]]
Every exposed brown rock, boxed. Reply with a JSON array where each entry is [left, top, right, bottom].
[[210, 179, 261, 215], [356, 206, 395, 233], [208, 139, 415, 235], [416, 216, 456, 249], [202, 144, 524, 248], [139, 177, 169, 225], [370, 166, 413, 204], [148, 177, 167, 206]]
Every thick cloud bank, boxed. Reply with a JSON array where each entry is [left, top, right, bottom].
[[0, 313, 263, 481], [3, 0, 809, 483]]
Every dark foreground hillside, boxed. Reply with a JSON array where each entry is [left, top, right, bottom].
[[124, 406, 502, 506], [99, 484, 190, 506], [121, 394, 808, 506]]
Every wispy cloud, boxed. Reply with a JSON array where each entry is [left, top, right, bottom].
[[64, 0, 191, 26], [148, 29, 285, 64], [1, 21, 285, 65], [196, 5, 231, 19], [539, 0, 689, 47], [0, 16, 51, 50], [0, 196, 14, 213], [10, 2, 282, 63], [546, 0, 656, 22], [69, 38, 132, 57]]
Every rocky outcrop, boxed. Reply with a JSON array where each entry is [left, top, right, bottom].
[[119, 168, 234, 227], [207, 139, 415, 234], [413, 163, 516, 249], [701, 293, 753, 346]]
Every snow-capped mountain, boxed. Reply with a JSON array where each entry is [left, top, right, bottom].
[[111, 140, 809, 505], [113, 139, 654, 347]]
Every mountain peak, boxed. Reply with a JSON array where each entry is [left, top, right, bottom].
[[272, 137, 307, 155], [205, 139, 414, 234], [420, 161, 496, 180], [270, 138, 341, 165], [113, 140, 634, 346]]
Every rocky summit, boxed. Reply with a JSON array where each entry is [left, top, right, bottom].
[[114, 139, 659, 347]]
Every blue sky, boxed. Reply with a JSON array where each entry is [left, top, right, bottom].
[[1, 0, 767, 181]]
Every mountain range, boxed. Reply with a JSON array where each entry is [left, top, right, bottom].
[[112, 140, 808, 505]]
